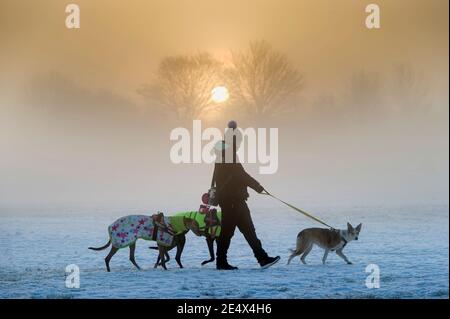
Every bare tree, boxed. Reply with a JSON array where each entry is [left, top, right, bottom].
[[389, 64, 429, 114], [138, 53, 222, 120], [347, 70, 383, 118], [224, 40, 303, 116]]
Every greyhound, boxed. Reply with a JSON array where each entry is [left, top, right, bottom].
[[89, 214, 201, 271]]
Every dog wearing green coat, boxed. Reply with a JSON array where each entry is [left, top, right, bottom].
[[89, 210, 221, 271]]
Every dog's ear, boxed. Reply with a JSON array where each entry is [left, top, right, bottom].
[[355, 223, 362, 232], [347, 222, 353, 232]]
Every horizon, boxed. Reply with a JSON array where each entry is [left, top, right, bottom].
[[0, 0, 448, 214]]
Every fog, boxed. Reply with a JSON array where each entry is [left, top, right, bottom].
[[0, 0, 448, 215]]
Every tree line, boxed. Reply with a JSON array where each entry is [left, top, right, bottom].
[[138, 40, 303, 121]]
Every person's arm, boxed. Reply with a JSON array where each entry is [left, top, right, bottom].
[[234, 163, 264, 193]]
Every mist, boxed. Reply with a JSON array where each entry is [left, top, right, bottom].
[[0, 0, 448, 215]]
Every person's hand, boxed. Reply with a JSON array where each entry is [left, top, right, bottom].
[[256, 184, 264, 193]]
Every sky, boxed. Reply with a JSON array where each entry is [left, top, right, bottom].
[[0, 0, 448, 214]]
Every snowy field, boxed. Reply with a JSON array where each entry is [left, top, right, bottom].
[[0, 205, 448, 299]]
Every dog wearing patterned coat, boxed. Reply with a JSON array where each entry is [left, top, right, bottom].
[[89, 213, 201, 271]]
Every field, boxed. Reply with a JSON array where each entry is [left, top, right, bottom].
[[0, 205, 448, 299]]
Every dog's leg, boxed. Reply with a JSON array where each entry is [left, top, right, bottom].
[[154, 253, 160, 268], [288, 242, 306, 265], [336, 248, 352, 265], [158, 246, 168, 270], [155, 252, 169, 267], [149, 246, 170, 266], [322, 249, 329, 265], [201, 236, 215, 266], [129, 243, 141, 270], [288, 234, 307, 265], [175, 235, 186, 269], [105, 246, 119, 272], [300, 244, 313, 265], [287, 248, 302, 265], [287, 252, 296, 265]]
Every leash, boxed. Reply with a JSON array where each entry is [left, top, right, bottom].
[[261, 190, 334, 229]]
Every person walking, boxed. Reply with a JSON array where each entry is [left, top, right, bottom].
[[213, 121, 280, 270]]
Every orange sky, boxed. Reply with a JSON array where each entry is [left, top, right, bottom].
[[0, 0, 448, 100], [0, 0, 448, 212]]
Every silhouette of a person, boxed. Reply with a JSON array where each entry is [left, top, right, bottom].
[[213, 121, 280, 270]]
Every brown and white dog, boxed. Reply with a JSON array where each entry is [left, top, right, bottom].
[[287, 223, 362, 265]]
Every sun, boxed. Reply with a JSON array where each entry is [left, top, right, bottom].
[[211, 86, 230, 103]]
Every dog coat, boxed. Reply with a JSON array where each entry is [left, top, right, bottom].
[[172, 211, 222, 237], [109, 215, 175, 249], [108, 211, 223, 249]]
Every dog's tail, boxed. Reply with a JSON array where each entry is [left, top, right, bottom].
[[89, 240, 111, 251]]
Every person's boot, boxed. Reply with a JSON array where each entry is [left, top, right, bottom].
[[259, 256, 280, 269], [216, 259, 238, 270]]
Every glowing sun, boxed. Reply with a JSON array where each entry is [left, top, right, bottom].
[[211, 86, 230, 103]]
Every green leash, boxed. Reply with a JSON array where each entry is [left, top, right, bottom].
[[262, 190, 334, 229]]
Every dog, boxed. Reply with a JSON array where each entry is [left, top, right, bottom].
[[287, 223, 362, 265], [150, 207, 221, 267], [89, 214, 201, 271]]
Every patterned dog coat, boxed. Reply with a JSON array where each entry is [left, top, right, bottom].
[[108, 211, 222, 249], [108, 215, 175, 248]]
